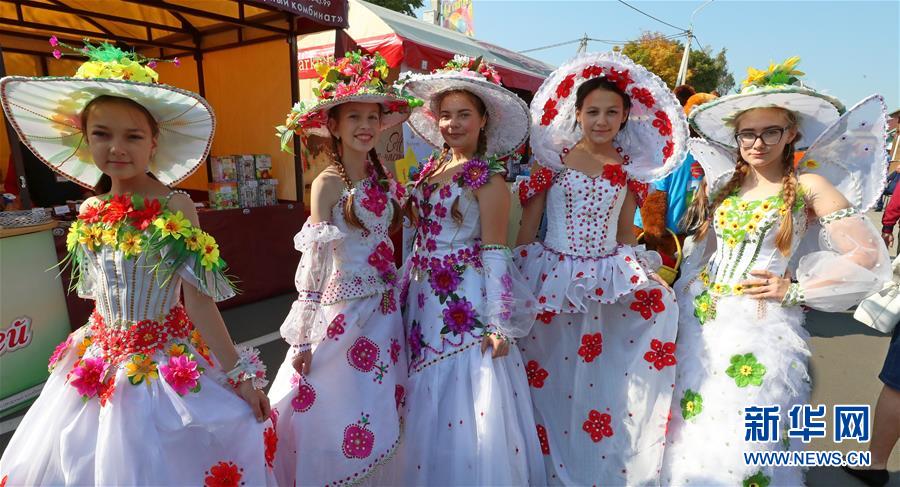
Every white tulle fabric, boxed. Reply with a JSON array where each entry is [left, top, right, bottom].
[[279, 219, 344, 346], [529, 51, 689, 182], [796, 94, 890, 211], [797, 211, 891, 311], [482, 248, 539, 338]]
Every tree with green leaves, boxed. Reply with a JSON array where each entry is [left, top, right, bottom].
[[366, 0, 424, 16], [617, 32, 735, 94]]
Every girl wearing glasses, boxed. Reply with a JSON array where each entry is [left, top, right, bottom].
[[662, 57, 891, 486]]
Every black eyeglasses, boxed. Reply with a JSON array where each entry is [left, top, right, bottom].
[[734, 127, 787, 148]]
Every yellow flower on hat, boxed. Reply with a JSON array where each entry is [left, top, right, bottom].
[[804, 159, 819, 169]]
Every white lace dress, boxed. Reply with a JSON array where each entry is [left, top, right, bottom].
[[268, 176, 407, 486]]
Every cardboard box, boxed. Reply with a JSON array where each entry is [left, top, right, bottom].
[[255, 154, 273, 179], [238, 180, 259, 208], [208, 182, 239, 209], [258, 179, 279, 206], [237, 155, 256, 181], [210, 156, 237, 182]]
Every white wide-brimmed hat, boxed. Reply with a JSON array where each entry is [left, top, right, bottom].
[[0, 39, 214, 189], [689, 57, 845, 150], [400, 56, 530, 158], [529, 51, 690, 182], [276, 51, 421, 150]]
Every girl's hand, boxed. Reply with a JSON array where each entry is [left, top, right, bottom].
[[481, 333, 510, 359], [292, 348, 313, 375], [237, 380, 271, 422], [648, 272, 672, 292], [739, 269, 791, 301]]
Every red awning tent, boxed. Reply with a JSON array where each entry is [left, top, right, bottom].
[[296, 0, 553, 92]]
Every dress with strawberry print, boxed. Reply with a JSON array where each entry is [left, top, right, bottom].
[[388, 156, 545, 485], [268, 172, 406, 486], [514, 162, 678, 486], [0, 191, 275, 486]]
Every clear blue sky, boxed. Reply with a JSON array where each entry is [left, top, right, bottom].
[[417, 1, 900, 110]]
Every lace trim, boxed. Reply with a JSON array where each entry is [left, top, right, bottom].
[[818, 207, 858, 225], [781, 282, 805, 307]]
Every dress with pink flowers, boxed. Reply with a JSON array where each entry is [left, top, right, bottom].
[[515, 163, 678, 486], [0, 191, 275, 487], [268, 174, 407, 486], [388, 157, 546, 486]]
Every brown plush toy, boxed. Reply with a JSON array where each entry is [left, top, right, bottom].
[[633, 191, 679, 269]]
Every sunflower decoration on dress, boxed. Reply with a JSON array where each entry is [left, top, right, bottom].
[[276, 51, 423, 152], [0, 37, 211, 189]]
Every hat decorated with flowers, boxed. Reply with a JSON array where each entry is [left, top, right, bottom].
[[400, 55, 530, 158], [0, 37, 214, 189], [276, 51, 421, 150], [529, 51, 690, 182], [689, 57, 846, 150]]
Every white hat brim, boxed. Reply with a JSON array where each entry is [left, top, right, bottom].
[[529, 52, 689, 183], [401, 72, 530, 158], [292, 92, 413, 138], [1, 76, 215, 189], [689, 86, 845, 149]]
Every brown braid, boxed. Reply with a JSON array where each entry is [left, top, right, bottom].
[[679, 177, 708, 235], [330, 135, 367, 231], [774, 141, 798, 255], [368, 148, 402, 233]]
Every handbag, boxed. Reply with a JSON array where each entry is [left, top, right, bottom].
[[853, 254, 900, 334]]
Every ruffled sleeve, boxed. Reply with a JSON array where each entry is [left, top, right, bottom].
[[279, 218, 345, 346], [175, 253, 237, 302], [481, 247, 539, 338], [75, 253, 97, 299], [517, 164, 556, 206], [792, 208, 891, 311]]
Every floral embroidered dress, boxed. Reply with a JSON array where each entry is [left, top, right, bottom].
[[389, 157, 546, 485], [514, 162, 678, 486], [662, 192, 890, 486], [268, 173, 407, 486], [0, 191, 275, 487]]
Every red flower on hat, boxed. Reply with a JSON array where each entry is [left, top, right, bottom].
[[653, 110, 673, 136], [582, 64, 603, 79], [662, 140, 674, 160], [606, 67, 633, 91], [630, 87, 656, 108], [556, 74, 576, 98], [541, 98, 559, 126]]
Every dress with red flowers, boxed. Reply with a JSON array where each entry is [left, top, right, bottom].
[[268, 174, 406, 486], [0, 190, 274, 486], [514, 164, 678, 486], [386, 158, 545, 485]]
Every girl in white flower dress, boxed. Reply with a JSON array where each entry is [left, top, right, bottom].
[[389, 56, 545, 485], [515, 51, 688, 486], [0, 40, 273, 486], [662, 58, 892, 486], [267, 52, 416, 486]]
